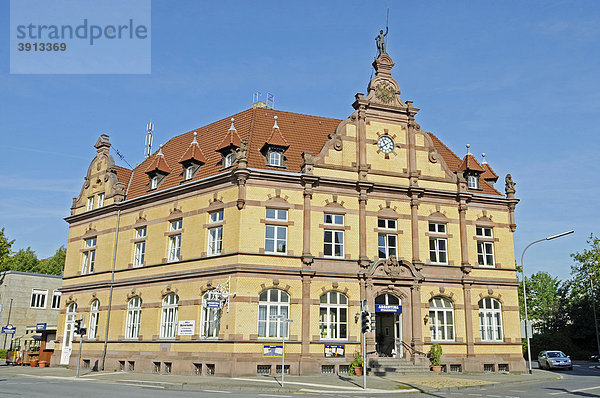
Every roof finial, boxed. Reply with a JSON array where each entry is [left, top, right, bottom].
[[273, 115, 279, 130], [191, 132, 198, 145], [158, 144, 164, 157], [229, 118, 236, 132], [481, 152, 487, 165], [466, 143, 471, 155]]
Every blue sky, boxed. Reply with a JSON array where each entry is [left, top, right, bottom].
[[1, 0, 598, 281]]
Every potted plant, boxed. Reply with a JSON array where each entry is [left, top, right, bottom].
[[349, 351, 364, 376], [429, 343, 442, 374], [39, 361, 48, 368], [29, 358, 39, 367]]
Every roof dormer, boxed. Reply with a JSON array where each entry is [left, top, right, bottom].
[[480, 153, 499, 185], [179, 132, 207, 181], [261, 116, 289, 168], [144, 145, 170, 190], [458, 144, 485, 190], [216, 118, 242, 169]]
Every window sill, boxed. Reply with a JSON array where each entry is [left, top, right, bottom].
[[319, 339, 348, 343], [264, 251, 288, 256]]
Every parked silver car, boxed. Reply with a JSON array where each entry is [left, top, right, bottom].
[[538, 350, 573, 370]]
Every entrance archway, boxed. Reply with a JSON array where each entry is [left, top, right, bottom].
[[374, 293, 402, 357]]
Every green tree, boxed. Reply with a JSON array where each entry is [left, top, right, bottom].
[[0, 228, 15, 270], [37, 246, 66, 276], [571, 233, 600, 290], [3, 247, 39, 273]]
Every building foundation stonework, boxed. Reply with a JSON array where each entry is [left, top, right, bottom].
[[52, 51, 525, 375]]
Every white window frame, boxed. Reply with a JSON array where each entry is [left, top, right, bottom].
[[378, 218, 396, 230], [88, 299, 99, 340], [429, 222, 448, 264], [125, 297, 142, 340], [97, 193, 105, 208], [265, 209, 288, 255], [266, 208, 287, 221], [160, 293, 179, 339], [150, 175, 158, 189], [224, 153, 234, 168], [133, 227, 146, 267], [378, 233, 397, 259], [63, 303, 77, 351], [86, 196, 94, 211], [324, 213, 344, 258], [51, 291, 61, 309], [269, 151, 282, 167], [207, 226, 223, 256], [185, 165, 194, 180], [319, 291, 348, 340], [81, 237, 97, 275], [468, 174, 480, 189], [479, 298, 503, 342], [210, 210, 224, 223], [201, 290, 221, 338], [258, 289, 290, 339], [429, 297, 455, 341], [324, 213, 344, 226], [30, 289, 48, 309], [168, 220, 182, 262], [477, 241, 495, 267]]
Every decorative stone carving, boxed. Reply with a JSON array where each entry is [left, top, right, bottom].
[[505, 174, 516, 198], [301, 152, 314, 174], [327, 133, 343, 151], [374, 81, 395, 104]]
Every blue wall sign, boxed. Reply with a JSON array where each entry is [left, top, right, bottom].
[[205, 300, 221, 309], [375, 304, 402, 313], [36, 323, 47, 331], [1, 325, 15, 334]]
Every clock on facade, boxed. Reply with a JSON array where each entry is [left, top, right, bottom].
[[378, 136, 394, 153]]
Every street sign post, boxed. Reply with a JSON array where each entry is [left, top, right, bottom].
[[360, 300, 368, 390], [1, 325, 15, 334], [270, 315, 293, 387]]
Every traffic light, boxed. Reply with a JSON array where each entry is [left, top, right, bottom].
[[361, 311, 371, 333], [74, 319, 82, 335]]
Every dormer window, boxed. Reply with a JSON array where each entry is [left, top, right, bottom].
[[224, 152, 234, 168], [269, 151, 282, 167], [150, 175, 158, 189], [468, 174, 480, 189], [185, 166, 194, 180]]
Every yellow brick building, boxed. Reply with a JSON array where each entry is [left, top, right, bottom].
[[52, 53, 525, 375]]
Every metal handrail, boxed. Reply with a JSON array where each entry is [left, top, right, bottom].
[[400, 340, 427, 357]]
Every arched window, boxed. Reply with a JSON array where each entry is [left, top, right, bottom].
[[258, 289, 289, 338], [429, 297, 454, 341], [88, 299, 99, 340], [319, 291, 348, 340], [479, 298, 503, 341], [201, 290, 221, 338], [125, 297, 142, 339], [160, 293, 179, 339]]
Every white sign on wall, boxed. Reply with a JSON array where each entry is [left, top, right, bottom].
[[178, 320, 195, 336]]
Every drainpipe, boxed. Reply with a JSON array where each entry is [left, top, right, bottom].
[[100, 208, 120, 370]]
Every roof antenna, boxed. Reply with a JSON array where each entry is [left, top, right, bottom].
[[266, 93, 275, 110], [466, 143, 471, 155], [144, 122, 154, 158], [253, 91, 261, 105], [229, 118, 236, 132], [157, 144, 164, 157], [273, 115, 279, 129], [481, 153, 487, 165]]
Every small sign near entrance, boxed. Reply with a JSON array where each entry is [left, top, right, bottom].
[[1, 324, 15, 334], [325, 345, 345, 357], [36, 323, 47, 331], [205, 300, 221, 309], [375, 304, 402, 313], [177, 320, 195, 336], [263, 345, 283, 357]]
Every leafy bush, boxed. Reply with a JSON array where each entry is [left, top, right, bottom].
[[429, 343, 442, 366], [349, 351, 363, 375]]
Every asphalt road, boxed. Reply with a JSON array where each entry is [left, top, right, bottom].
[[0, 362, 598, 397]]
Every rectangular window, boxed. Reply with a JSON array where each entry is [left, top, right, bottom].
[[266, 208, 287, 221], [429, 222, 446, 234], [210, 210, 224, 223], [150, 176, 158, 189], [170, 219, 183, 231], [324, 213, 344, 225], [185, 166, 194, 180], [269, 152, 282, 166], [97, 193, 105, 208], [30, 289, 48, 308], [134, 241, 146, 267], [429, 222, 447, 264], [324, 230, 344, 257], [477, 241, 495, 267], [468, 175, 480, 189], [378, 218, 396, 230], [476, 227, 493, 238], [51, 291, 61, 309], [265, 225, 287, 254], [207, 226, 223, 256], [378, 233, 397, 259], [82, 238, 97, 274], [86, 196, 94, 211], [168, 235, 181, 262], [85, 237, 97, 248]]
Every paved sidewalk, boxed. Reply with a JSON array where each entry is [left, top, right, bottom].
[[0, 365, 560, 395]]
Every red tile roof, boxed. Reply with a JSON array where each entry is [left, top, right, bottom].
[[264, 119, 290, 147], [216, 122, 242, 151], [114, 166, 132, 185], [179, 135, 207, 164], [116, 108, 502, 200], [481, 163, 499, 181], [457, 154, 485, 173], [144, 151, 170, 174]]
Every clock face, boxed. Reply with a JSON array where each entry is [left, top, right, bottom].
[[378, 136, 394, 153]]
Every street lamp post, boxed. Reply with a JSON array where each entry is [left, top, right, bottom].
[[590, 278, 600, 359], [521, 230, 574, 374]]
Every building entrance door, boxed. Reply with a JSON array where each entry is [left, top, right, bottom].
[[374, 293, 402, 357], [60, 303, 77, 365]]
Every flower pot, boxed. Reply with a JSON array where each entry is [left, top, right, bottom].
[[431, 365, 442, 374], [354, 366, 363, 376], [30, 359, 38, 367], [39, 361, 47, 368]]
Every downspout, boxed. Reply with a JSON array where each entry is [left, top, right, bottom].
[[100, 168, 134, 370]]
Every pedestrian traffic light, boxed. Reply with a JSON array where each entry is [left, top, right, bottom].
[[361, 311, 371, 333], [74, 319, 82, 335]]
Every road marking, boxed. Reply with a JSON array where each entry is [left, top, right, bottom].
[[486, 395, 501, 397], [232, 378, 363, 390], [259, 395, 292, 398], [117, 383, 165, 389], [203, 390, 232, 394], [549, 385, 600, 395]]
